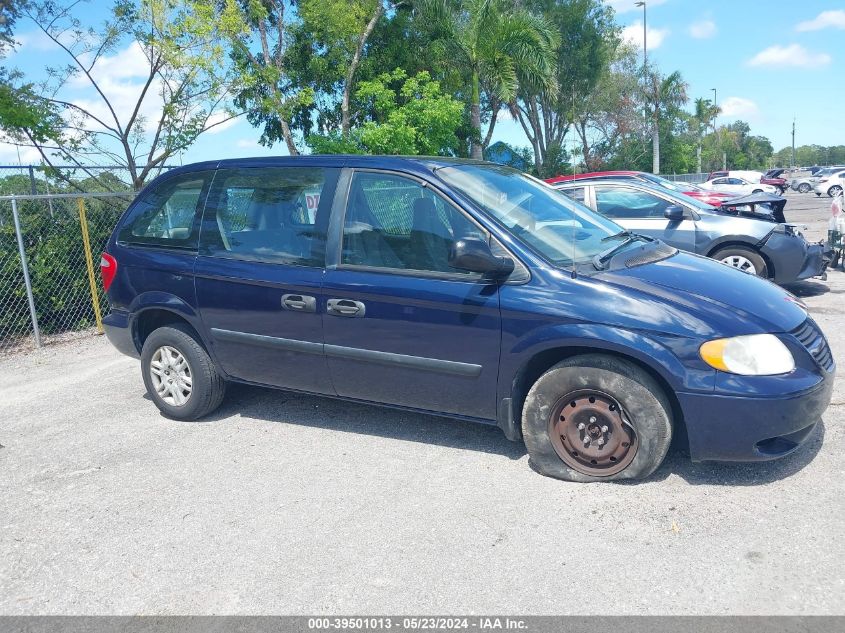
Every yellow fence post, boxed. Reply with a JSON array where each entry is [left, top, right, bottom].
[[77, 197, 104, 334]]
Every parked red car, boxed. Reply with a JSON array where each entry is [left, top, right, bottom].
[[546, 171, 733, 207]]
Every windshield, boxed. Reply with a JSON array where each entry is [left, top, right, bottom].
[[436, 163, 627, 266]]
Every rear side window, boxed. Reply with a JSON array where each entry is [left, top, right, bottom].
[[199, 166, 337, 267], [118, 172, 212, 248], [560, 187, 586, 203], [595, 186, 673, 219]]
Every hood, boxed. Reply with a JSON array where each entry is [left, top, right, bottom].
[[719, 192, 787, 223], [597, 251, 807, 335]]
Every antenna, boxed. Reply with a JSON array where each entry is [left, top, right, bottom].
[[570, 86, 577, 279]]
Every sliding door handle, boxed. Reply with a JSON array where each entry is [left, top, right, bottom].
[[327, 299, 366, 317], [282, 294, 316, 313]]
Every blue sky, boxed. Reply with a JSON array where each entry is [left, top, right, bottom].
[[1, 0, 844, 167]]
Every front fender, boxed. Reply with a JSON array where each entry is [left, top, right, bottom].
[[500, 322, 715, 404]]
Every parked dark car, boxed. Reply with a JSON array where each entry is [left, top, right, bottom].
[[553, 178, 824, 283], [101, 157, 834, 483]]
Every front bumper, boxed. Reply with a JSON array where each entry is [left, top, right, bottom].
[[677, 367, 834, 462], [762, 232, 827, 284]]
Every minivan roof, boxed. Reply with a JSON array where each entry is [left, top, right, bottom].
[[161, 155, 489, 179]]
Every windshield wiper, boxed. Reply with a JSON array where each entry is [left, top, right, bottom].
[[593, 232, 653, 269]]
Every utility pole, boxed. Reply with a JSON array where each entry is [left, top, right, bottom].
[[791, 117, 796, 168]]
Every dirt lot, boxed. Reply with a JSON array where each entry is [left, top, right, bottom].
[[1, 191, 843, 615]]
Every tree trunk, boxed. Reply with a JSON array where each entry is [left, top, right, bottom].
[[652, 113, 660, 174], [470, 69, 483, 159], [281, 118, 298, 156], [696, 143, 702, 174], [342, 2, 384, 136]]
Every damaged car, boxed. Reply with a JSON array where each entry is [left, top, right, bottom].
[[553, 178, 826, 284]]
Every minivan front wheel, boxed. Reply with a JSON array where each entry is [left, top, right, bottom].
[[141, 324, 226, 420], [522, 355, 672, 482]]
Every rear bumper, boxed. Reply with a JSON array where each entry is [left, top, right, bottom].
[[103, 310, 139, 359], [678, 368, 835, 462]]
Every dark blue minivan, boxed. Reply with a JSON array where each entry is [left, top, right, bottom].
[[101, 156, 835, 482]]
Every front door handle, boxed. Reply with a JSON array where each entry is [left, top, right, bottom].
[[327, 298, 366, 317], [282, 294, 317, 313]]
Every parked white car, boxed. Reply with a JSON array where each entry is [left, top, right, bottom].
[[812, 168, 845, 197], [700, 177, 777, 196]]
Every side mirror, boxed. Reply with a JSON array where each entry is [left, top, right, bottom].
[[449, 238, 514, 278], [664, 205, 685, 221]]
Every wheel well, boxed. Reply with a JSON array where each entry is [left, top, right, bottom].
[[512, 347, 688, 452], [134, 309, 202, 353], [707, 241, 774, 279]]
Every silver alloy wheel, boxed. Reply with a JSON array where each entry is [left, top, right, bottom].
[[150, 345, 193, 407], [720, 254, 757, 275]]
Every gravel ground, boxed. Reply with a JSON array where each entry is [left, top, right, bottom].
[[1, 191, 843, 615]]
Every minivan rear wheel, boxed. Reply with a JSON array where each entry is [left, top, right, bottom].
[[141, 324, 226, 420], [712, 246, 768, 278], [522, 355, 673, 482]]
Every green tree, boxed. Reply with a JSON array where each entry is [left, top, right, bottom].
[[416, 0, 557, 159], [11, 0, 233, 189], [644, 69, 688, 174], [307, 69, 463, 155], [515, 0, 616, 176]]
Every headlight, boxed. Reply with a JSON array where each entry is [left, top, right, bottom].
[[700, 334, 795, 375]]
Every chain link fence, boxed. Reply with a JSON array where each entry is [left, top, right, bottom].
[[0, 192, 134, 354]]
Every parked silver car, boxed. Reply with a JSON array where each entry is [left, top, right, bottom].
[[554, 179, 825, 284]]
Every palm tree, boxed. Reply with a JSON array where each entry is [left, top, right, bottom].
[[416, 0, 557, 159], [692, 97, 719, 173], [644, 70, 688, 174]]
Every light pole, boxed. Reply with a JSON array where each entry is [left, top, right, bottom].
[[635, 1, 647, 72]]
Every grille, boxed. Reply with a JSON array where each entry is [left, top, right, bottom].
[[791, 319, 834, 372]]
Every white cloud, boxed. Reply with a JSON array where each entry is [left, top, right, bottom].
[[235, 139, 260, 149], [719, 97, 759, 119], [621, 21, 669, 50], [0, 143, 43, 164], [204, 112, 239, 134], [796, 10, 845, 32], [688, 19, 717, 39], [606, 0, 669, 14], [747, 44, 831, 68]]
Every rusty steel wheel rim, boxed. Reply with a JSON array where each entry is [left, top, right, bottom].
[[548, 390, 639, 476]]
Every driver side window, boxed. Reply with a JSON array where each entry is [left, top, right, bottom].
[[594, 186, 673, 219]]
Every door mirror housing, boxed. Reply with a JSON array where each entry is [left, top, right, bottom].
[[664, 205, 685, 221], [449, 238, 514, 278]]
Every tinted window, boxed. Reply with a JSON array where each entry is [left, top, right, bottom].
[[712, 178, 727, 185], [341, 171, 486, 274], [561, 186, 586, 203], [595, 186, 673, 219], [119, 172, 211, 248], [200, 167, 335, 266]]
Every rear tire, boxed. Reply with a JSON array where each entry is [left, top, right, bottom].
[[828, 185, 843, 198], [798, 183, 811, 193], [712, 245, 768, 278], [522, 355, 673, 482], [141, 324, 226, 420]]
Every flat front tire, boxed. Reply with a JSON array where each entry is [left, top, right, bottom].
[[141, 324, 226, 420], [522, 355, 673, 482]]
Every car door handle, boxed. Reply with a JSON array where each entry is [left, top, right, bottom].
[[327, 299, 366, 317], [282, 294, 317, 313]]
